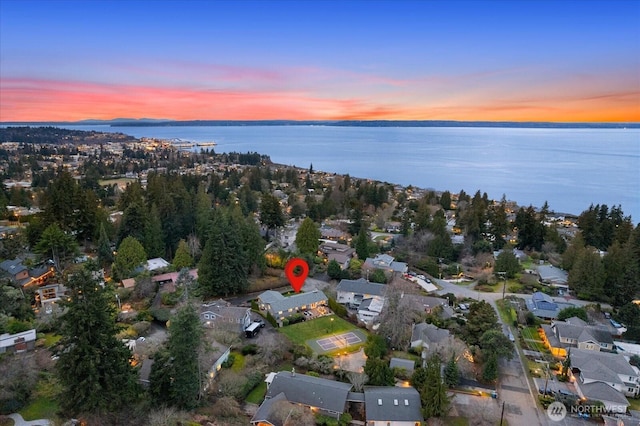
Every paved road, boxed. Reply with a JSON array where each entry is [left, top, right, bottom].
[[434, 278, 557, 425]]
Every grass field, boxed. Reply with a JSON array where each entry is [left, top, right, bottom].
[[279, 315, 357, 346], [521, 327, 547, 353], [245, 381, 267, 404], [19, 396, 58, 421]]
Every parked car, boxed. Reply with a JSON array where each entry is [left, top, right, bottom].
[[538, 388, 555, 396], [417, 274, 426, 280], [557, 389, 576, 397]]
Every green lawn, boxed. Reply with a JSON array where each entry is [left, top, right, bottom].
[[230, 352, 245, 372], [628, 397, 640, 411], [19, 396, 58, 421], [245, 381, 267, 404], [443, 417, 469, 426], [43, 333, 61, 348], [521, 327, 547, 353], [279, 315, 356, 346]]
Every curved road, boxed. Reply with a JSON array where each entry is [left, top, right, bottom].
[[433, 278, 593, 425]]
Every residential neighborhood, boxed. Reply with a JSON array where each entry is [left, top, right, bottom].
[[0, 126, 639, 426]]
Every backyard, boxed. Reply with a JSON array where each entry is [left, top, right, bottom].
[[521, 326, 547, 354], [279, 314, 358, 346]]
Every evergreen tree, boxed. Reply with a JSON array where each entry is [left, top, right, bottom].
[[482, 352, 499, 382], [495, 250, 521, 278], [163, 303, 203, 409], [34, 223, 79, 271], [113, 236, 147, 280], [229, 206, 266, 274], [422, 355, 450, 417], [197, 211, 248, 296], [355, 226, 370, 260], [444, 354, 460, 388], [55, 264, 140, 415], [173, 239, 194, 270], [259, 193, 285, 239], [363, 358, 394, 386], [327, 259, 342, 280], [295, 217, 321, 255], [96, 222, 113, 269], [117, 201, 146, 245], [144, 203, 165, 258]]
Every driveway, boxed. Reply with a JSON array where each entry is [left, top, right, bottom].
[[8, 413, 51, 426]]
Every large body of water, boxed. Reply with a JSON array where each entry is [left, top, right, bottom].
[[59, 125, 640, 221]]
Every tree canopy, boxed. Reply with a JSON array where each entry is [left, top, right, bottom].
[[55, 264, 140, 415], [295, 217, 321, 255], [113, 236, 147, 280]]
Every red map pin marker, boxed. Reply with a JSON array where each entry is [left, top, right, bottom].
[[285, 258, 309, 293]]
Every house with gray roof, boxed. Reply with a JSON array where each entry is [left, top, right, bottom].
[[410, 323, 452, 349], [250, 392, 291, 426], [363, 254, 408, 275], [571, 348, 640, 408], [257, 290, 328, 324], [199, 299, 251, 333], [264, 371, 352, 419], [537, 264, 569, 288], [542, 317, 615, 358], [390, 358, 415, 374], [363, 386, 423, 425], [336, 278, 386, 307]]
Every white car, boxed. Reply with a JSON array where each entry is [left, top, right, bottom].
[[417, 274, 426, 280]]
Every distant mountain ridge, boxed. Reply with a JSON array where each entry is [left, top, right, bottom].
[[2, 119, 638, 129]]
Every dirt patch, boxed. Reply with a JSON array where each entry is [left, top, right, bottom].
[[248, 275, 287, 293]]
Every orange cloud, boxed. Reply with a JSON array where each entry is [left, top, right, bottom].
[[1, 77, 638, 122]]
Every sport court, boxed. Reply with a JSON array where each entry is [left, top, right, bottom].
[[316, 331, 363, 351]]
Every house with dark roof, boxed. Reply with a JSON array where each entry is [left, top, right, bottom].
[[319, 242, 354, 270], [526, 291, 574, 319], [410, 323, 452, 350], [537, 264, 569, 288], [257, 290, 328, 325], [336, 278, 386, 308], [363, 254, 408, 276], [263, 371, 353, 419], [0, 258, 29, 282], [541, 317, 615, 357], [250, 392, 291, 426], [199, 300, 251, 332], [570, 349, 640, 411], [390, 358, 415, 375], [363, 386, 423, 425]]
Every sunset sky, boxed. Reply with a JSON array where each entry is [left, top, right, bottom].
[[1, 0, 639, 122]]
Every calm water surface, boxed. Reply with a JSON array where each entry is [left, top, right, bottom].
[[60, 125, 640, 221]]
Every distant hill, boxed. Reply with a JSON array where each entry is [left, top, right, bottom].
[[2, 119, 638, 129]]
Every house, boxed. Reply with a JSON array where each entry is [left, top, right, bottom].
[[250, 392, 292, 426], [0, 329, 37, 353], [257, 290, 328, 324], [199, 299, 252, 332], [204, 341, 231, 387], [145, 257, 170, 272], [263, 371, 353, 419], [363, 386, 423, 425], [540, 317, 615, 357], [36, 283, 66, 312], [0, 258, 29, 282], [357, 297, 385, 325], [319, 242, 354, 270], [570, 348, 640, 410], [336, 278, 386, 308], [412, 296, 454, 319], [151, 268, 198, 286], [363, 254, 408, 275], [384, 221, 401, 233], [390, 358, 415, 375], [537, 265, 569, 289], [410, 323, 452, 349], [526, 291, 574, 319]]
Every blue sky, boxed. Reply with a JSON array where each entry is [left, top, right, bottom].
[[1, 0, 638, 121]]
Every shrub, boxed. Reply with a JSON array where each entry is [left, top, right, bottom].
[[266, 311, 277, 327], [250, 299, 258, 311], [306, 371, 320, 377], [150, 307, 171, 323], [222, 354, 235, 368], [241, 371, 264, 398], [287, 313, 305, 325], [328, 298, 348, 318], [132, 321, 151, 336], [241, 344, 259, 355]]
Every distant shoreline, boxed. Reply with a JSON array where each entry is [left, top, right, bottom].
[[1, 120, 639, 129]]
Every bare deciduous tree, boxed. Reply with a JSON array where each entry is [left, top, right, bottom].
[[347, 371, 369, 392]]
